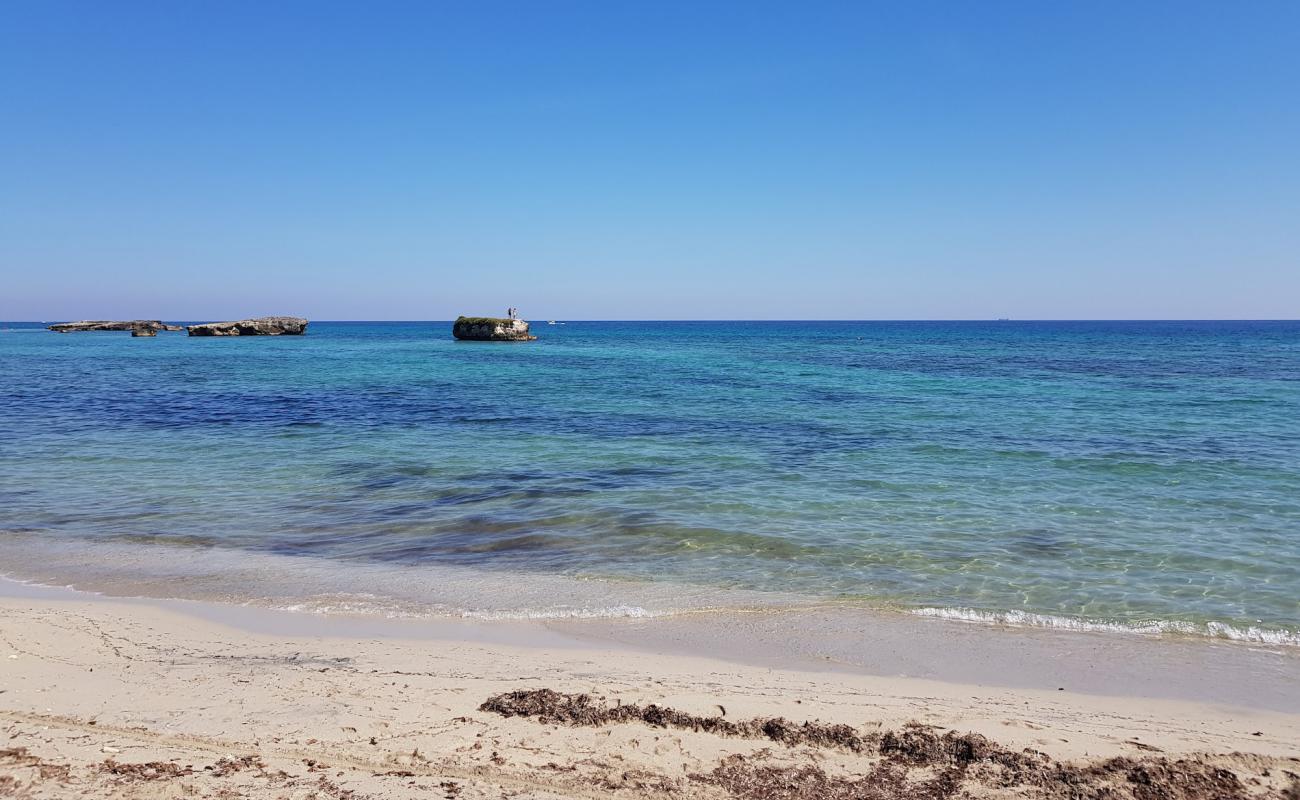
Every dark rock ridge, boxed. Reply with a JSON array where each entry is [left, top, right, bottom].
[[452, 316, 537, 341], [187, 316, 308, 336], [131, 328, 157, 337], [49, 320, 175, 333]]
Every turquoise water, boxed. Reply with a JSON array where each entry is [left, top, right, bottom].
[[2, 320, 1298, 642]]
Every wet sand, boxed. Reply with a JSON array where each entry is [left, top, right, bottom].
[[1, 581, 1298, 798]]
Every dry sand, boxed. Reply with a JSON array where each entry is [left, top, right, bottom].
[[1, 590, 1298, 799]]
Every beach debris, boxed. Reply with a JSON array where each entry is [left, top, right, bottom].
[[703, 753, 964, 800], [0, 746, 72, 783], [187, 316, 308, 336], [208, 754, 264, 776], [451, 316, 537, 341], [98, 759, 192, 781], [710, 742, 1266, 800], [481, 690, 1270, 800], [480, 688, 871, 752]]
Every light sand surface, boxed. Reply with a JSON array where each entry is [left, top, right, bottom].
[[1, 592, 1298, 799]]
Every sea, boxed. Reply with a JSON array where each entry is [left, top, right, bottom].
[[1, 320, 1297, 646]]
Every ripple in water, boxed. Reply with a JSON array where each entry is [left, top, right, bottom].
[[1, 320, 1299, 644]]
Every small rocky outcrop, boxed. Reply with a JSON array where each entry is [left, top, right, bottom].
[[187, 316, 308, 336], [49, 320, 171, 333], [452, 316, 537, 341], [131, 328, 157, 337]]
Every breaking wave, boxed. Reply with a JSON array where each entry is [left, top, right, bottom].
[[910, 606, 1300, 647]]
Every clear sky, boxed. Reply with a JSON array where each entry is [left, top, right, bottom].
[[2, 1, 1297, 320]]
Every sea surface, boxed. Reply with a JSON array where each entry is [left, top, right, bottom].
[[1, 320, 1298, 644]]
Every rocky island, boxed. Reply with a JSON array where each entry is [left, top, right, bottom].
[[187, 316, 308, 336], [452, 316, 537, 341], [48, 320, 182, 333]]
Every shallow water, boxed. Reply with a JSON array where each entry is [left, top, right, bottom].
[[2, 320, 1298, 643]]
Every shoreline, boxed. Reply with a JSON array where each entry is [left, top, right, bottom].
[[2, 584, 1299, 798], [1, 529, 1296, 649], [3, 572, 1300, 714]]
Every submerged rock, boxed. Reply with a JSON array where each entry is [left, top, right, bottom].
[[187, 316, 308, 336], [48, 320, 171, 333], [452, 316, 537, 341]]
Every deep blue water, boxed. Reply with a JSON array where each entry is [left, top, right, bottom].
[[2, 320, 1298, 641]]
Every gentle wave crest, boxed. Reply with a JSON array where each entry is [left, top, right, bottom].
[[458, 605, 661, 621], [259, 596, 661, 621], [910, 607, 1300, 647]]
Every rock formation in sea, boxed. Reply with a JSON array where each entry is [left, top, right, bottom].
[[48, 320, 172, 333], [452, 316, 537, 341], [130, 328, 157, 337], [187, 317, 308, 336]]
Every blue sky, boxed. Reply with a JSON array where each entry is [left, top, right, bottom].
[[2, 1, 1297, 320]]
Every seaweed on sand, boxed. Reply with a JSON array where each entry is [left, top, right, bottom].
[[98, 760, 193, 781], [480, 688, 871, 752], [481, 689, 1285, 800]]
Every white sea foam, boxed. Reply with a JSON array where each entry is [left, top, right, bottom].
[[910, 606, 1300, 647], [256, 593, 432, 619], [3, 533, 1297, 648], [259, 595, 662, 621], [458, 604, 661, 621]]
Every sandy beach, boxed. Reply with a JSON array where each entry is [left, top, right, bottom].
[[2, 585, 1298, 799], [8, 0, 1300, 795]]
